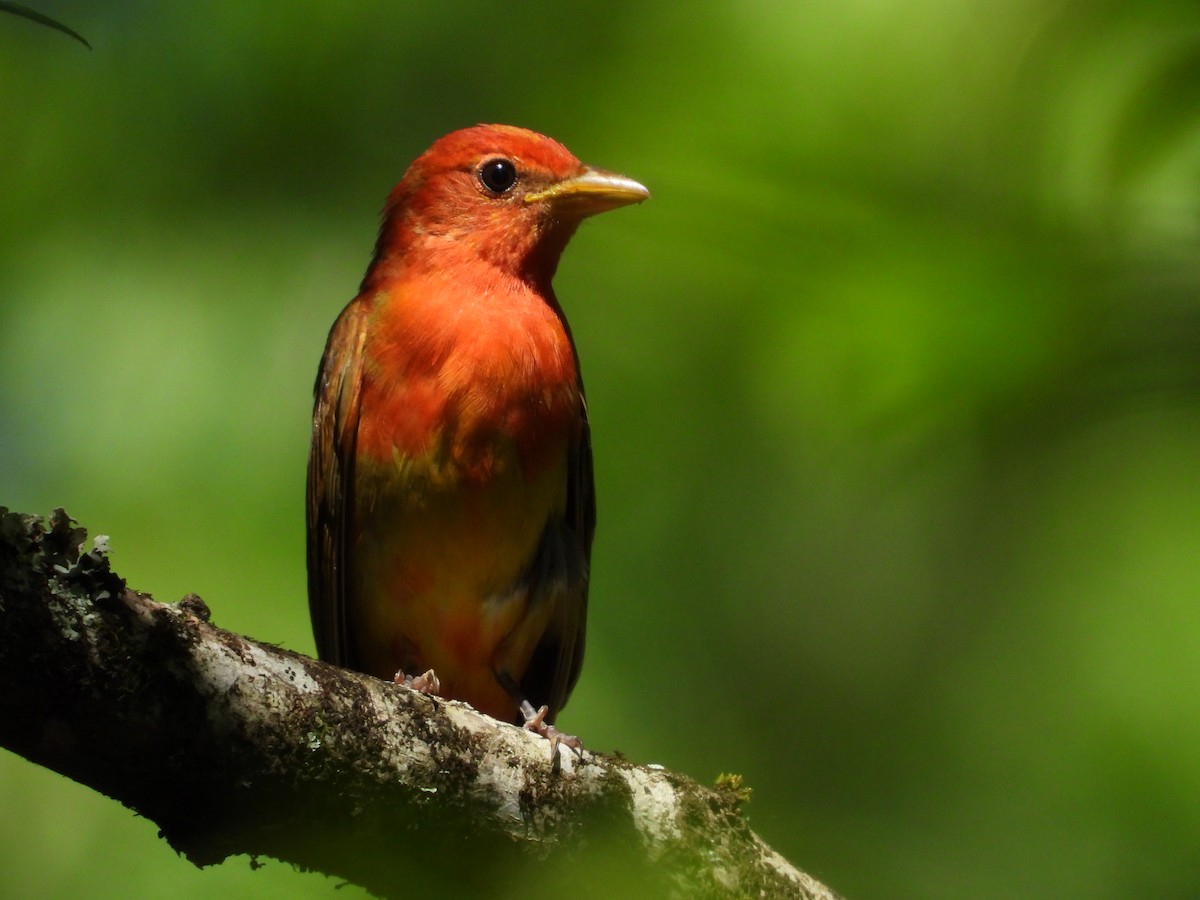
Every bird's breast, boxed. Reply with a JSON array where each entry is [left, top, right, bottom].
[[355, 274, 582, 484], [344, 274, 582, 706]]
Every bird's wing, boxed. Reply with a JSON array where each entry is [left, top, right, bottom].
[[520, 391, 596, 721], [307, 296, 370, 668]]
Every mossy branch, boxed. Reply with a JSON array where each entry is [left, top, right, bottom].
[[0, 508, 840, 899]]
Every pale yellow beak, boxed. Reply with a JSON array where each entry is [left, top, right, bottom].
[[524, 167, 650, 216]]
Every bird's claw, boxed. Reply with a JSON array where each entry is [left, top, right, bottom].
[[394, 668, 441, 696], [520, 700, 582, 757]]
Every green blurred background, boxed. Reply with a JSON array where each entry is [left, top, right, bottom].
[[3, 2, 1200, 897]]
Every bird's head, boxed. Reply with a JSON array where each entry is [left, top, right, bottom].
[[367, 124, 648, 287]]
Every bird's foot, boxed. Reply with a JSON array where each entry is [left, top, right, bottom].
[[394, 668, 441, 695], [520, 699, 582, 757]]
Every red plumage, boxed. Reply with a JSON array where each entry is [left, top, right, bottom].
[[307, 125, 647, 733]]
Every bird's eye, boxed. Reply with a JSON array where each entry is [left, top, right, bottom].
[[479, 158, 518, 195]]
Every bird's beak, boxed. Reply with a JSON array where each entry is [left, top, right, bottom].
[[524, 167, 650, 217]]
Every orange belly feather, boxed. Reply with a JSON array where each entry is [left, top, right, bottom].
[[348, 273, 580, 719]]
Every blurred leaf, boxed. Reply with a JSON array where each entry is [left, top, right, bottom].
[[0, 1, 90, 48]]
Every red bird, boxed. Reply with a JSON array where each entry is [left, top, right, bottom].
[[307, 125, 647, 746]]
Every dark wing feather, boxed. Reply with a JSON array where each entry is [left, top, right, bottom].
[[306, 297, 370, 668], [520, 391, 596, 721]]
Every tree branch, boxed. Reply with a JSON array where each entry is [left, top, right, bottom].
[[0, 507, 841, 899]]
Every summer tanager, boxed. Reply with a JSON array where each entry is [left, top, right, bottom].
[[307, 124, 647, 745]]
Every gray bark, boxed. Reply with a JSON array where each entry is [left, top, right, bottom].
[[0, 508, 842, 899]]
